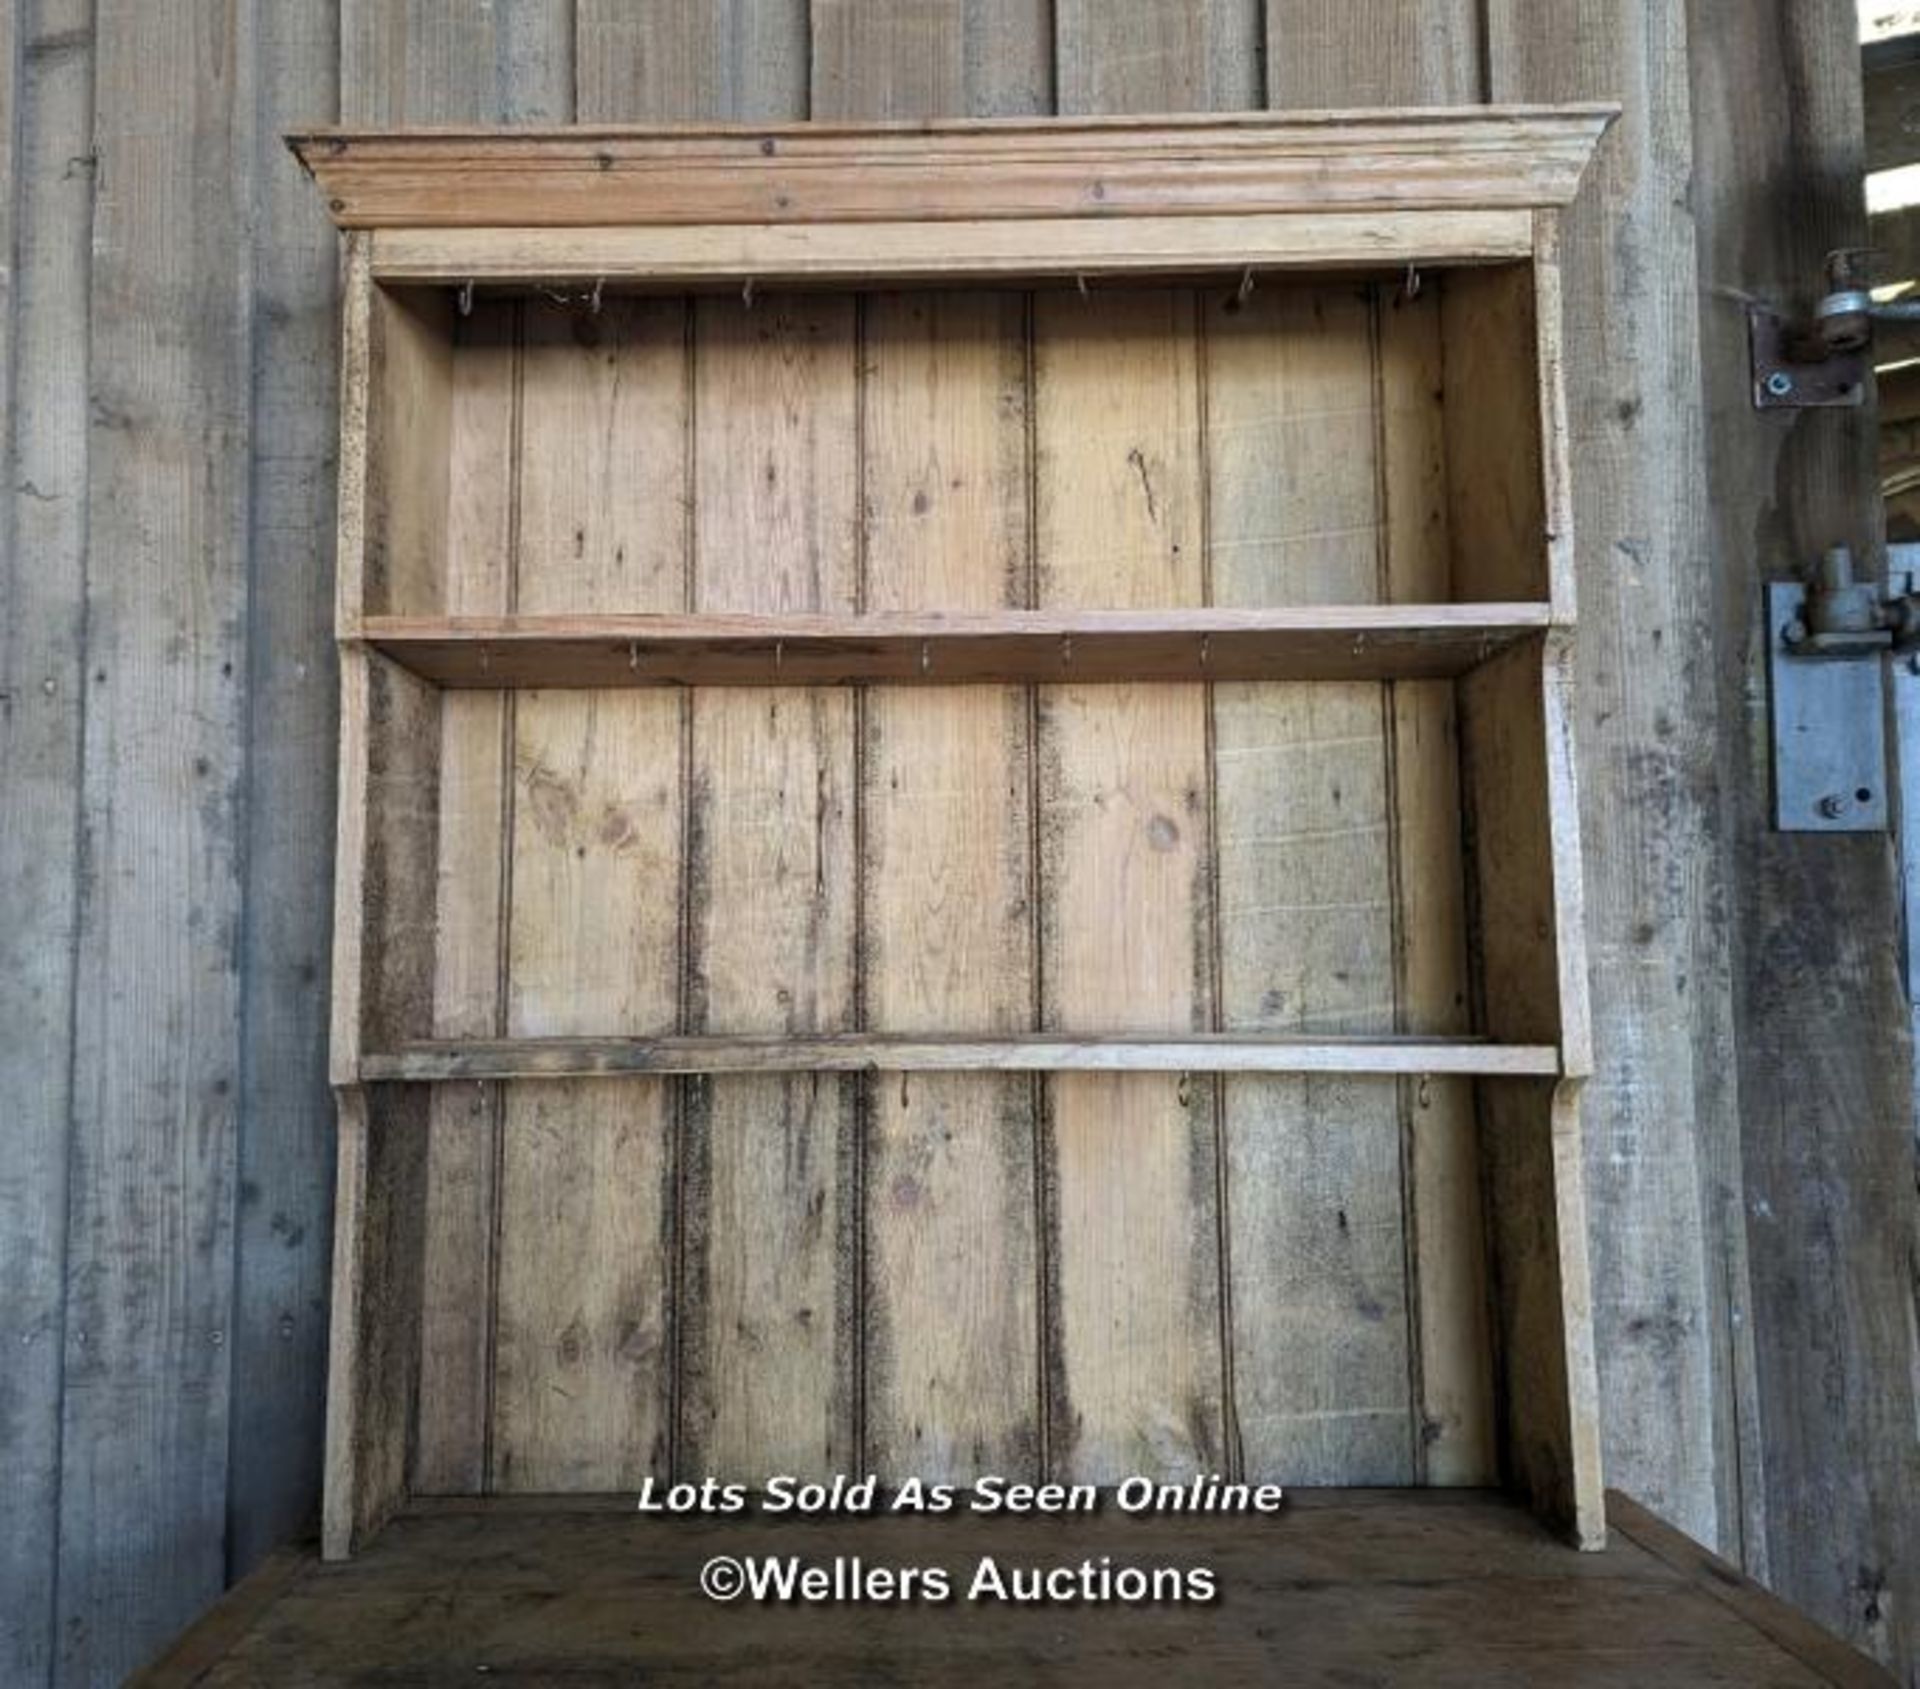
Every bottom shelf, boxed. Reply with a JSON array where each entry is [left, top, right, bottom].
[[358, 1033, 1563, 1082], [134, 1492, 1879, 1687]]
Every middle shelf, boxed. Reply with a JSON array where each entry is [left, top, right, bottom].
[[358, 604, 1553, 688], [359, 1034, 1563, 1082]]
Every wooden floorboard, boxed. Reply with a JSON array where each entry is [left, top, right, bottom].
[[129, 1490, 1890, 1687]]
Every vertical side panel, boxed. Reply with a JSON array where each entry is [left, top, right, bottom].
[[322, 1086, 430, 1561], [360, 287, 453, 619], [493, 297, 687, 1491], [1032, 288, 1222, 1480], [57, 2, 252, 1675], [1437, 266, 1549, 607], [228, 0, 342, 1570], [1477, 1077, 1605, 1547], [0, 1, 88, 1678], [1460, 636, 1603, 1542], [1206, 281, 1409, 1483], [810, 0, 1048, 1488], [682, 295, 860, 1480]]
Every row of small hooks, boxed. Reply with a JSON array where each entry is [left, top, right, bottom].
[[453, 266, 1422, 316], [458, 276, 606, 316]]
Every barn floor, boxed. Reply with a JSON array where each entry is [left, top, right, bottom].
[[131, 1489, 1888, 1687]]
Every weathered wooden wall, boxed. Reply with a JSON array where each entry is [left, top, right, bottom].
[[0, 2, 1912, 1684]]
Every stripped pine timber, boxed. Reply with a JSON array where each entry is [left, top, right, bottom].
[[1266, 0, 1495, 1490], [411, 296, 514, 1495], [321, 1085, 430, 1561], [128, 1494, 1892, 1688], [55, 3, 253, 1671], [1207, 277, 1411, 1485], [290, 108, 1617, 228], [366, 211, 1537, 287], [362, 605, 1549, 687], [813, 1, 1047, 1483], [1459, 636, 1602, 1543], [1032, 284, 1224, 1481], [679, 292, 861, 1480], [1378, 276, 1497, 1486], [360, 286, 453, 617], [1438, 263, 1554, 609], [323, 646, 439, 1562], [300, 101, 1615, 1573], [855, 300, 1041, 1477], [0, 0, 91, 1677], [363, 1035, 1562, 1082], [492, 294, 686, 1492]]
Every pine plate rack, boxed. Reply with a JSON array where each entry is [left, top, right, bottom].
[[294, 105, 1614, 1562]]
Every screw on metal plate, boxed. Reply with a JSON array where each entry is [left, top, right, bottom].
[[1767, 574, 1889, 833]]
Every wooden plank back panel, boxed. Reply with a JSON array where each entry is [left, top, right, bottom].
[[1266, 0, 1497, 1495], [813, 0, 1049, 1489], [1032, 287, 1225, 1479], [414, 300, 515, 1495], [1208, 280, 1408, 1484], [494, 295, 687, 1491], [1376, 287, 1497, 1485], [858, 290, 1042, 1480], [680, 296, 861, 1479]]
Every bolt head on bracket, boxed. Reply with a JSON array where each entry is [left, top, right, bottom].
[[1748, 304, 1867, 409]]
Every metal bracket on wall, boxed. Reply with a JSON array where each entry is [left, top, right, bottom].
[[1748, 304, 1868, 409], [1767, 562, 1888, 833]]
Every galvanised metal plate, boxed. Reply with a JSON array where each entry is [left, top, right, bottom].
[[1767, 581, 1887, 833]]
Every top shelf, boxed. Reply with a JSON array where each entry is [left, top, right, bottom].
[[357, 605, 1553, 688]]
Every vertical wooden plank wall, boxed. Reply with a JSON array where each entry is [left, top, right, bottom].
[[55, 2, 251, 1682], [1, 1, 1913, 1682], [0, 2, 89, 1681], [1690, 0, 1920, 1670], [229, 0, 341, 1579]]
